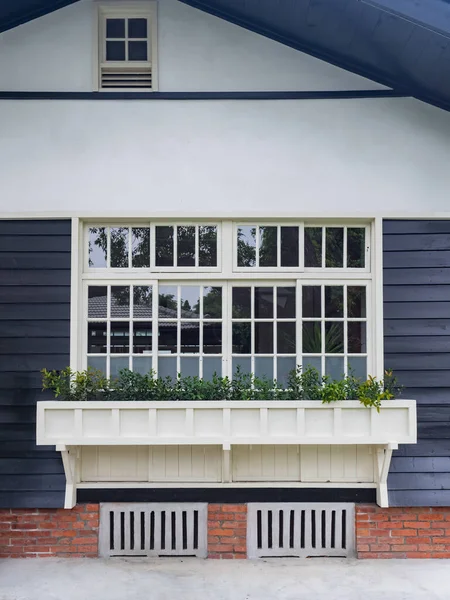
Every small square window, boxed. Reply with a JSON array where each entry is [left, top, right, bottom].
[[98, 5, 156, 91]]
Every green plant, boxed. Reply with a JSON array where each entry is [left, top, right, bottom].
[[41, 365, 401, 410], [42, 367, 109, 402]]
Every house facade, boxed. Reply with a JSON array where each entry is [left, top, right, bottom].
[[1, 0, 450, 559]]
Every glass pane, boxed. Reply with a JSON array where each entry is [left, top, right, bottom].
[[133, 286, 152, 319], [106, 18, 125, 38], [110, 357, 129, 379], [110, 322, 130, 354], [203, 323, 222, 354], [302, 356, 322, 376], [89, 227, 107, 268], [88, 356, 106, 375], [180, 286, 200, 318], [259, 226, 277, 267], [181, 322, 200, 353], [203, 287, 222, 318], [133, 356, 152, 375], [232, 358, 251, 378], [177, 226, 195, 267], [110, 227, 129, 268], [255, 322, 273, 354], [348, 357, 367, 380], [88, 323, 107, 354], [347, 228, 365, 268], [199, 226, 217, 267], [88, 286, 107, 318], [232, 287, 251, 318], [159, 285, 177, 319], [277, 287, 296, 319], [277, 357, 296, 387], [302, 322, 321, 354], [111, 286, 130, 318], [158, 323, 177, 353], [325, 322, 344, 354], [237, 226, 256, 267], [304, 227, 322, 268], [106, 40, 125, 61], [232, 323, 251, 354], [131, 227, 150, 268], [302, 286, 321, 318], [128, 18, 147, 38], [255, 357, 273, 380], [158, 357, 176, 380], [155, 226, 174, 266], [348, 287, 366, 318], [203, 357, 222, 381], [133, 322, 152, 354], [277, 322, 296, 354], [325, 286, 344, 318], [326, 228, 344, 268], [255, 287, 273, 318], [180, 357, 199, 378], [129, 41, 147, 61], [348, 322, 367, 354], [325, 357, 344, 381], [281, 227, 299, 267]]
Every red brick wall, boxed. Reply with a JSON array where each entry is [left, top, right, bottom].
[[207, 504, 247, 559], [0, 504, 99, 558], [357, 505, 450, 558]]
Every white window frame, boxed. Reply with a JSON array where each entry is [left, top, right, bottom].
[[85, 222, 222, 273], [95, 2, 158, 92], [77, 218, 381, 382], [233, 222, 370, 274]]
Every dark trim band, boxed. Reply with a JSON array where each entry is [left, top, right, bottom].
[[0, 90, 408, 101], [77, 487, 376, 504]]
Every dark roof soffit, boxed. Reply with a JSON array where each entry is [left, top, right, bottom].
[[1, 0, 450, 112]]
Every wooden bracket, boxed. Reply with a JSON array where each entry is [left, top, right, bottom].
[[57, 444, 80, 509], [374, 443, 397, 508]]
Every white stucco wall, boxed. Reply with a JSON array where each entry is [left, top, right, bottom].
[[0, 0, 384, 92], [0, 96, 449, 216]]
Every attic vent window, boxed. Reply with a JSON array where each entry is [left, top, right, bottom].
[[98, 4, 157, 91]]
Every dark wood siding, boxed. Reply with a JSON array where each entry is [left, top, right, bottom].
[[0, 220, 70, 508], [385, 220, 450, 506]]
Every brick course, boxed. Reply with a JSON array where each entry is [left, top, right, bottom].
[[207, 504, 247, 559], [0, 505, 99, 558], [357, 505, 450, 559]]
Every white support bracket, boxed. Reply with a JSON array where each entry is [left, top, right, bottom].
[[57, 444, 80, 509], [222, 442, 232, 483], [375, 443, 397, 508]]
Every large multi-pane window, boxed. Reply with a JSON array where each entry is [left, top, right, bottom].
[[82, 221, 373, 382]]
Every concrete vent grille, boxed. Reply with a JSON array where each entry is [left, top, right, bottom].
[[247, 503, 355, 558], [99, 503, 207, 557]]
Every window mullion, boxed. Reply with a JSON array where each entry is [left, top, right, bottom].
[[296, 280, 302, 377], [153, 280, 159, 377]]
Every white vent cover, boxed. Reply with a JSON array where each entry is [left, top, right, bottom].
[[99, 503, 207, 557], [247, 503, 355, 558], [100, 67, 152, 89]]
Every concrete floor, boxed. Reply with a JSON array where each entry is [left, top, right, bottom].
[[1, 558, 450, 600]]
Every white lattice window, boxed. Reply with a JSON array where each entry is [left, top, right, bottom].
[[81, 220, 377, 382], [97, 3, 157, 91]]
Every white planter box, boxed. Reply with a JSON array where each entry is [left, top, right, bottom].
[[36, 400, 416, 509], [37, 400, 416, 446]]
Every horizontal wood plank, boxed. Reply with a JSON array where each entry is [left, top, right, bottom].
[[389, 489, 450, 506], [0, 458, 63, 475], [384, 302, 450, 319], [384, 319, 450, 336], [0, 220, 71, 236], [0, 287, 70, 304], [384, 221, 450, 235], [386, 354, 450, 371], [384, 268, 450, 285], [390, 457, 450, 473], [384, 233, 450, 252], [0, 491, 65, 509], [0, 252, 70, 270], [385, 336, 450, 353], [384, 285, 450, 302], [0, 269, 70, 286], [0, 235, 70, 253], [384, 251, 450, 268], [0, 321, 69, 338]]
